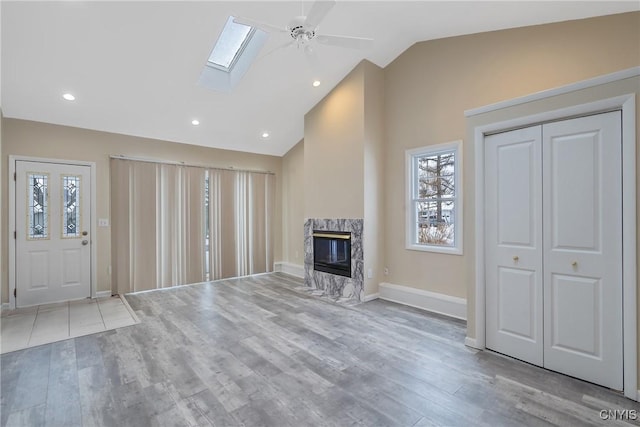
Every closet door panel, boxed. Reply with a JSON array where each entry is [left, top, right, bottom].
[[542, 111, 623, 391], [485, 126, 543, 366]]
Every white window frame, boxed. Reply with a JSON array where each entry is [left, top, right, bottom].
[[405, 140, 463, 255]]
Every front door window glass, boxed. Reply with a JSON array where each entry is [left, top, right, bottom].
[[28, 173, 49, 240], [62, 175, 81, 238]]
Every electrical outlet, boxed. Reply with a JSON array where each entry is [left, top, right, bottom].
[[384, 267, 389, 275], [98, 218, 110, 227]]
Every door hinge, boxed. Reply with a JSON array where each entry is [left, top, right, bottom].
[[13, 288, 16, 298], [13, 172, 16, 181], [14, 231, 16, 239]]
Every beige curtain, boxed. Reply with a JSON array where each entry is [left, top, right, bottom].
[[111, 159, 274, 294], [208, 169, 274, 280], [111, 159, 205, 294], [156, 164, 206, 288]]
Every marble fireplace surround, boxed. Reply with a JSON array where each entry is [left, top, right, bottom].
[[304, 218, 364, 302]]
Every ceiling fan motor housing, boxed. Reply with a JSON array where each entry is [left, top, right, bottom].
[[288, 16, 316, 45]]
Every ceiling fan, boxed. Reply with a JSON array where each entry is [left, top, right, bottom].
[[233, 0, 373, 60]]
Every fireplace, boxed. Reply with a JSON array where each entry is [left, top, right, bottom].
[[313, 231, 351, 278], [305, 219, 363, 301]]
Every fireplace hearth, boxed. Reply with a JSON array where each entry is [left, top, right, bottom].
[[313, 231, 351, 278], [304, 218, 363, 302]]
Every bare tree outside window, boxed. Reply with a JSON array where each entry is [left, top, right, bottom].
[[406, 141, 461, 254], [416, 150, 455, 246]]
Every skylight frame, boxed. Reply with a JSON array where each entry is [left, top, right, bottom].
[[207, 16, 257, 73]]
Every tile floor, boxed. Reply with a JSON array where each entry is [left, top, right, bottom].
[[0, 296, 138, 354]]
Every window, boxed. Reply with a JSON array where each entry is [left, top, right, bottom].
[[28, 173, 49, 240], [207, 16, 255, 72], [198, 16, 267, 92], [62, 175, 81, 238], [406, 140, 462, 254]]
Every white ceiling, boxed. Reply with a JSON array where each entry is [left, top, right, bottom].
[[2, 1, 638, 156]]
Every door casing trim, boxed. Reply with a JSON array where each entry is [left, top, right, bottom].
[[8, 155, 98, 309], [473, 93, 637, 400]]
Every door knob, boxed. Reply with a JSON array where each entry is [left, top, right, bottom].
[[572, 261, 578, 267], [513, 256, 519, 262], [82, 240, 89, 246], [82, 231, 88, 236]]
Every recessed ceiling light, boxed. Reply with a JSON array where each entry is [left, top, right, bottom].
[[62, 93, 75, 101], [312, 80, 321, 87], [261, 132, 270, 139], [191, 119, 200, 126]]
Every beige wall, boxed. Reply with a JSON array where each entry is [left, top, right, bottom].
[[362, 61, 386, 295], [383, 12, 640, 299], [281, 139, 305, 264], [302, 60, 385, 296], [304, 63, 365, 219], [1, 119, 283, 302], [0, 110, 3, 303]]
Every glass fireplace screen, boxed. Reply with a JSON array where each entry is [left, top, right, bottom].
[[312, 231, 351, 278]]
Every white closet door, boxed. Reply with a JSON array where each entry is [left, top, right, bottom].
[[485, 126, 543, 366], [542, 111, 623, 390]]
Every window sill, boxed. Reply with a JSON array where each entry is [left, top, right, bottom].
[[406, 243, 463, 256]]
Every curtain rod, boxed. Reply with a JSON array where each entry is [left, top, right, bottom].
[[109, 154, 275, 175]]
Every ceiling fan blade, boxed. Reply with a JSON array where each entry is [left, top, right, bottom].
[[304, 0, 336, 29], [233, 16, 287, 33], [257, 41, 295, 62], [316, 34, 374, 49]]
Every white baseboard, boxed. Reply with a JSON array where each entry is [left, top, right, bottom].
[[273, 262, 305, 279], [363, 292, 379, 302], [465, 336, 481, 349], [95, 291, 112, 298], [379, 282, 467, 320]]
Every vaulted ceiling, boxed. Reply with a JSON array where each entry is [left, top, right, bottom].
[[2, 1, 638, 156]]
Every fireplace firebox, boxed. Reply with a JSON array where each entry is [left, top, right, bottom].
[[313, 231, 351, 278]]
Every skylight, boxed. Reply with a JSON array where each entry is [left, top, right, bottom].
[[208, 16, 255, 72], [198, 16, 267, 92]]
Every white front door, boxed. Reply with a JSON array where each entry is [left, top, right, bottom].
[[542, 112, 623, 390], [15, 161, 92, 307], [485, 126, 543, 366], [484, 111, 623, 391]]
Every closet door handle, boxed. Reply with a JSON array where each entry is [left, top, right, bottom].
[[513, 256, 519, 262], [572, 261, 578, 267]]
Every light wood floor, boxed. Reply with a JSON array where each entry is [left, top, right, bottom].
[[1, 273, 638, 426]]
